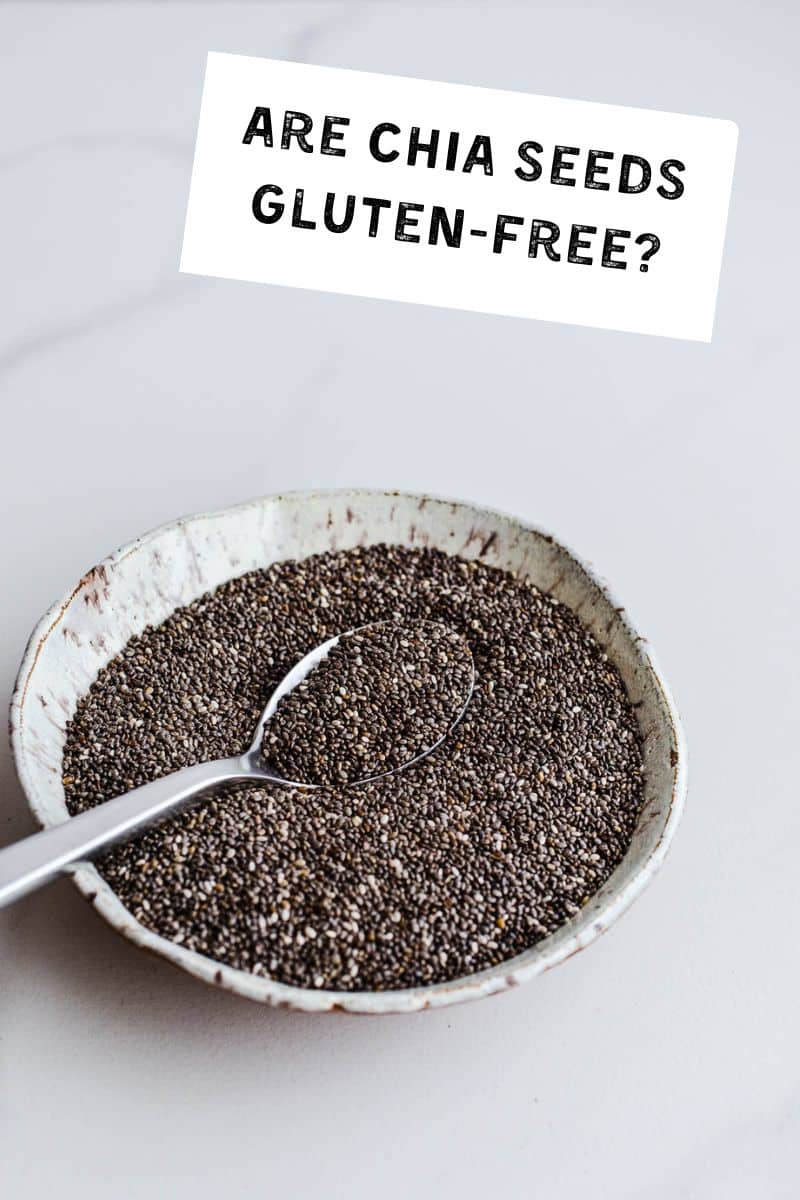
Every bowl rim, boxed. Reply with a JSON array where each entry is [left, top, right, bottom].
[[9, 487, 688, 1013]]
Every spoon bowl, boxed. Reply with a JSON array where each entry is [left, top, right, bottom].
[[255, 620, 475, 787]]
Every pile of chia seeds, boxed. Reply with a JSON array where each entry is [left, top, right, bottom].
[[263, 620, 473, 786], [62, 545, 644, 992]]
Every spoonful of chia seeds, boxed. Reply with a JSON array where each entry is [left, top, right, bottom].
[[0, 619, 474, 907], [263, 621, 473, 786]]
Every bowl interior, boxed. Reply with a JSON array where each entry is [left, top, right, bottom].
[[10, 491, 685, 1013]]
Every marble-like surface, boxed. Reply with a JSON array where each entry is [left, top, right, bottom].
[[0, 3, 797, 1198]]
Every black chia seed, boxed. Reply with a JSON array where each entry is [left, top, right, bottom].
[[62, 545, 644, 992], [263, 620, 473, 786]]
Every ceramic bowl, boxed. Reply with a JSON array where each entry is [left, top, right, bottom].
[[10, 490, 686, 1013]]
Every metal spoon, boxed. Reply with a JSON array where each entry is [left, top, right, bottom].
[[0, 620, 474, 907]]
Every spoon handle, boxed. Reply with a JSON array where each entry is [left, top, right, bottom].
[[0, 757, 246, 908]]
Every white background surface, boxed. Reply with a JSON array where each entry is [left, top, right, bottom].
[[0, 4, 797, 1198]]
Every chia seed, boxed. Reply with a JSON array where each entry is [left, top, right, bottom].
[[62, 544, 644, 992]]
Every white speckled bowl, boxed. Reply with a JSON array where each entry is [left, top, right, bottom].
[[10, 490, 686, 1013]]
